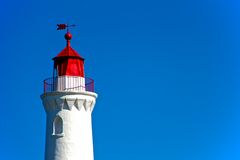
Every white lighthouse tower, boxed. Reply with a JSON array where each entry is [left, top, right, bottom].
[[40, 28, 97, 160]]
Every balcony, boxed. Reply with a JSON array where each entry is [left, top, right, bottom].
[[43, 76, 94, 93]]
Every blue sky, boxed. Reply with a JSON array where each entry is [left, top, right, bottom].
[[0, 0, 240, 159]]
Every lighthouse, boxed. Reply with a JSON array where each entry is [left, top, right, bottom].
[[40, 26, 97, 160]]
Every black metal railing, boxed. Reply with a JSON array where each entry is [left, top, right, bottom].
[[43, 76, 94, 93]]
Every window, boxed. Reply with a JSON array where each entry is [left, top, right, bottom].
[[52, 116, 64, 136]]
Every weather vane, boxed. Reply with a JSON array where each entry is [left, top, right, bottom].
[[57, 24, 76, 32]]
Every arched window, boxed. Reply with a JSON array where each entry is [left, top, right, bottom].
[[52, 116, 64, 136]]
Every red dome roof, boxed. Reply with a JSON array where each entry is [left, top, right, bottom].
[[53, 46, 84, 60], [53, 32, 84, 60]]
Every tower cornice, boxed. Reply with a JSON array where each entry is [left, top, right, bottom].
[[41, 91, 97, 112], [41, 91, 97, 99]]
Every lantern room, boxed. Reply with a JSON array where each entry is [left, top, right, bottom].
[[53, 32, 85, 77]]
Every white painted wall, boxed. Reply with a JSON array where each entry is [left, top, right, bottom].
[[41, 91, 97, 160], [56, 76, 85, 92]]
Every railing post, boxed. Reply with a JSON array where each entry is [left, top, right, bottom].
[[44, 81, 46, 93], [92, 80, 94, 92]]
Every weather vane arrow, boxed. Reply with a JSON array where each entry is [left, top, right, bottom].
[[57, 24, 76, 31]]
